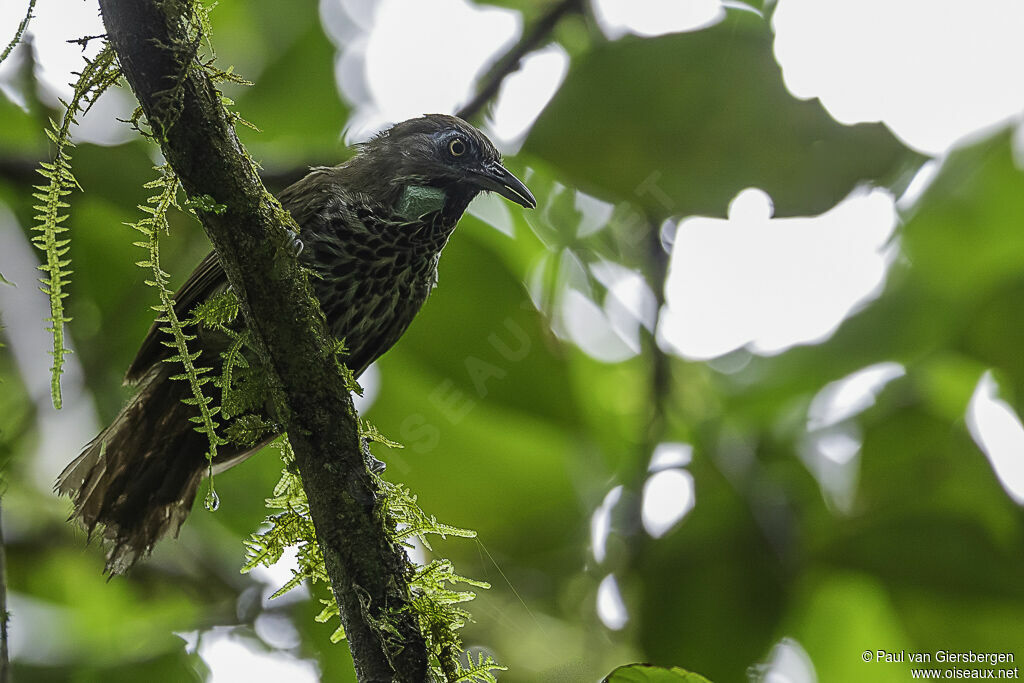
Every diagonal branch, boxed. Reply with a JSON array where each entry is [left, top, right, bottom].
[[456, 0, 585, 122], [96, 1, 427, 680]]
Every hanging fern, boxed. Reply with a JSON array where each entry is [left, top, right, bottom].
[[129, 165, 226, 491], [242, 437, 505, 682], [31, 44, 120, 409]]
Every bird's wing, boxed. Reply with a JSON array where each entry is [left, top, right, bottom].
[[124, 166, 347, 385], [124, 250, 228, 385]]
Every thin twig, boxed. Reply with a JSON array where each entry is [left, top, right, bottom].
[[67, 34, 109, 50], [456, 0, 585, 122]]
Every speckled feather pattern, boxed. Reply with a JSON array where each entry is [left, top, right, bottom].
[[55, 114, 526, 573], [289, 175, 460, 377]]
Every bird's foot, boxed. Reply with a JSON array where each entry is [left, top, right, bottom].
[[360, 437, 386, 474], [286, 230, 304, 258]]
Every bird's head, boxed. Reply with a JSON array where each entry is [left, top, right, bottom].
[[358, 114, 536, 217]]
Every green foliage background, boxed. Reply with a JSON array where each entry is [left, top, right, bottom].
[[1, 1, 1023, 681]]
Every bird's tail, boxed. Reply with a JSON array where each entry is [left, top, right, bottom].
[[56, 365, 216, 574]]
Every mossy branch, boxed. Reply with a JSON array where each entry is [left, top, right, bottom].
[[96, 1, 430, 679], [244, 438, 504, 680]]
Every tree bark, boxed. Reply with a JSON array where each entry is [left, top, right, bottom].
[[96, 2, 428, 680]]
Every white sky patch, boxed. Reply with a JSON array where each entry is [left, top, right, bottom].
[[401, 531, 428, 566], [574, 190, 616, 239], [534, 244, 587, 319], [0, 0, 103, 99], [967, 371, 1024, 505], [468, 190, 515, 238], [813, 428, 861, 467], [7, 593, 76, 665], [249, 545, 310, 609], [590, 259, 658, 351], [533, 244, 657, 364], [807, 362, 906, 430], [330, 0, 519, 140], [486, 43, 568, 150], [200, 628, 319, 683], [590, 485, 623, 564], [254, 613, 303, 651], [641, 468, 695, 538], [649, 442, 693, 472], [352, 362, 380, 413], [799, 425, 861, 515], [659, 188, 898, 360], [596, 573, 629, 630], [773, 0, 1024, 156], [896, 159, 942, 212], [593, 0, 725, 40], [803, 363, 903, 513], [560, 287, 637, 362], [0, 0, 133, 146], [752, 637, 818, 683]]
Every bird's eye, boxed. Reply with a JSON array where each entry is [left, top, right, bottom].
[[448, 138, 467, 157]]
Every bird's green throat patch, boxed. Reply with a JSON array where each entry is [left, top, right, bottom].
[[396, 185, 447, 220]]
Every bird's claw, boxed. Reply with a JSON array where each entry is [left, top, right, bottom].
[[360, 437, 386, 474], [287, 231, 304, 258]]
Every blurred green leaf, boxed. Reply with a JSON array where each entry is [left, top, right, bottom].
[[604, 663, 714, 683], [525, 10, 921, 218], [9, 546, 202, 665], [14, 649, 203, 683], [232, 9, 348, 166], [0, 88, 44, 157], [901, 131, 1024, 303], [783, 572, 912, 683]]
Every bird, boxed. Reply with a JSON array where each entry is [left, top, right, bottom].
[[55, 114, 536, 574]]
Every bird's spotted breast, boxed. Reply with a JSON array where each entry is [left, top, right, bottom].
[[301, 199, 454, 376]]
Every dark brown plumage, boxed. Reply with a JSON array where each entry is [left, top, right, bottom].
[[56, 114, 535, 573]]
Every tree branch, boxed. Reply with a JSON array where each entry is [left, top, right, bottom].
[[456, 0, 584, 122], [96, 2, 427, 680]]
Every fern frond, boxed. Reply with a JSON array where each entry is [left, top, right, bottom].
[[193, 1, 218, 58], [359, 419, 404, 449], [190, 290, 240, 328], [31, 43, 121, 409], [224, 413, 274, 447], [129, 165, 226, 475], [244, 431, 503, 679], [454, 652, 506, 683]]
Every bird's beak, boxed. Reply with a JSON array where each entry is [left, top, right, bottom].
[[472, 161, 537, 209]]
